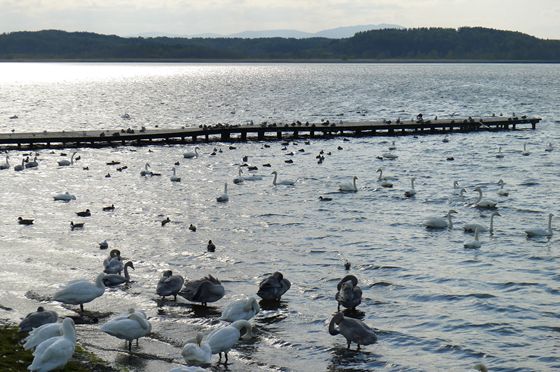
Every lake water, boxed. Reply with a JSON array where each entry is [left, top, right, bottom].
[[0, 63, 559, 372]]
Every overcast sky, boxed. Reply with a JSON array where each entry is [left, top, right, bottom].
[[0, 0, 559, 39]]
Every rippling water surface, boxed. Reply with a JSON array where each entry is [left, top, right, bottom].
[[0, 63, 559, 371]]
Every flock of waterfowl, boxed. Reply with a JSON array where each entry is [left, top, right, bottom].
[[6, 131, 556, 372]]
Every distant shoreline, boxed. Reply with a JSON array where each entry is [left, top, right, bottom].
[[1, 58, 560, 63]]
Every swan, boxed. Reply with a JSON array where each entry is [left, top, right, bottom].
[[339, 176, 358, 192], [335, 275, 362, 311], [156, 270, 185, 301], [376, 168, 398, 181], [14, 158, 24, 171], [497, 179, 509, 196], [464, 226, 482, 249], [328, 312, 377, 350], [522, 143, 530, 156], [19, 307, 58, 332], [179, 275, 225, 306], [101, 310, 151, 351], [103, 249, 120, 267], [24, 322, 63, 350], [464, 211, 501, 234], [453, 180, 461, 190], [442, 134, 450, 143], [205, 320, 253, 363], [233, 168, 244, 184], [220, 297, 260, 322], [473, 186, 497, 209], [103, 261, 134, 287], [104, 250, 123, 275], [53, 192, 76, 202], [424, 209, 457, 229], [0, 155, 9, 170], [169, 367, 207, 372], [388, 141, 396, 151], [271, 171, 295, 186], [28, 318, 76, 372], [57, 152, 77, 166], [496, 146, 504, 158], [404, 177, 416, 197], [181, 333, 212, 364], [545, 142, 554, 152], [257, 271, 291, 301], [25, 156, 39, 168], [382, 152, 398, 160], [525, 213, 553, 238], [216, 183, 229, 202], [53, 273, 106, 312], [170, 167, 181, 182], [140, 163, 152, 177], [183, 146, 199, 159]]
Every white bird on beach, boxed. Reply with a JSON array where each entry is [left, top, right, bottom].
[[183, 147, 199, 159], [463, 211, 501, 234], [220, 297, 260, 322], [473, 187, 497, 209], [53, 273, 106, 312], [424, 210, 457, 229], [339, 176, 358, 192], [28, 318, 76, 372], [216, 182, 229, 202], [525, 213, 553, 238], [205, 320, 253, 363], [101, 309, 151, 351], [464, 226, 482, 249], [181, 333, 212, 364], [271, 171, 295, 186]]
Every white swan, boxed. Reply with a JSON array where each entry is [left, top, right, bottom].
[[424, 210, 457, 229], [473, 187, 497, 209], [388, 141, 396, 150], [220, 297, 260, 322], [442, 134, 449, 143], [271, 171, 295, 186], [382, 152, 398, 159], [496, 146, 504, 158], [181, 333, 212, 364], [140, 163, 152, 177], [101, 309, 151, 351], [525, 213, 553, 238], [24, 322, 63, 351], [104, 252, 123, 275], [233, 168, 244, 184], [545, 142, 554, 152], [453, 180, 460, 190], [14, 158, 24, 171], [53, 273, 106, 312], [497, 179, 509, 196], [0, 155, 9, 170], [170, 167, 181, 182], [376, 168, 398, 181], [464, 226, 482, 249], [521, 143, 530, 156], [404, 177, 416, 197], [25, 156, 39, 168], [53, 192, 76, 202], [28, 318, 75, 372], [339, 176, 358, 192], [464, 211, 501, 234], [216, 182, 229, 202], [205, 320, 253, 363], [183, 147, 199, 159], [57, 152, 77, 166]]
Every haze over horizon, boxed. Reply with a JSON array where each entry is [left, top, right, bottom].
[[0, 0, 559, 40]]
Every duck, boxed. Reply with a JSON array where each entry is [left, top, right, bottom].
[[525, 213, 553, 238], [103, 249, 123, 275], [103, 261, 134, 287], [0, 155, 9, 170], [216, 183, 229, 202], [424, 209, 457, 229], [220, 297, 260, 322], [161, 217, 171, 226], [23, 322, 63, 350], [156, 270, 185, 301], [99, 240, 109, 250], [335, 275, 362, 311], [328, 312, 377, 350], [101, 309, 151, 351], [257, 271, 291, 301], [170, 167, 181, 182], [75, 209, 91, 217], [179, 275, 225, 306], [464, 226, 482, 249], [271, 171, 295, 186], [28, 318, 76, 372], [14, 158, 25, 171], [140, 163, 152, 177], [25, 156, 39, 168], [53, 273, 106, 312], [496, 146, 504, 158], [522, 143, 530, 156], [339, 176, 358, 192], [53, 192, 76, 202], [404, 177, 416, 197], [19, 306, 58, 332], [181, 333, 212, 364], [205, 320, 253, 364], [463, 211, 501, 234], [442, 135, 450, 143], [319, 196, 333, 201], [70, 221, 84, 230], [18, 217, 34, 225], [57, 152, 77, 166], [183, 146, 200, 159], [473, 186, 497, 209], [496, 179, 509, 196], [233, 168, 244, 184], [102, 204, 115, 211], [189, 224, 197, 232], [207, 240, 216, 252]]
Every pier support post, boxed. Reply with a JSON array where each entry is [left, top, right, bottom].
[[221, 132, 230, 141], [258, 131, 265, 140], [192, 135, 197, 143], [240, 131, 247, 141], [277, 131, 282, 139], [293, 130, 298, 138]]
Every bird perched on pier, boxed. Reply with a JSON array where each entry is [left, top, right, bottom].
[[335, 275, 362, 311], [257, 272, 291, 301], [156, 270, 184, 301], [19, 307, 58, 332], [328, 312, 377, 350]]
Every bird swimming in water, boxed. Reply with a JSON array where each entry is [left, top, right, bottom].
[[207, 240, 216, 252]]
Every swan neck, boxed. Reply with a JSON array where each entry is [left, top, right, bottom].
[[448, 214, 453, 229], [352, 177, 357, 190], [490, 214, 495, 231], [474, 228, 479, 240], [272, 172, 277, 185], [377, 170, 383, 180], [328, 316, 340, 335], [548, 215, 553, 232], [475, 189, 482, 204], [411, 179, 415, 189]]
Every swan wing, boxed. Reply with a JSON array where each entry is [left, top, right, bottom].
[[24, 323, 62, 350], [206, 326, 240, 354], [31, 338, 75, 371]]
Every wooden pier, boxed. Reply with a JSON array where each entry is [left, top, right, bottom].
[[0, 116, 541, 150]]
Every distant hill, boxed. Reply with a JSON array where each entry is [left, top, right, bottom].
[[1, 27, 559, 61], [314, 24, 403, 38]]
